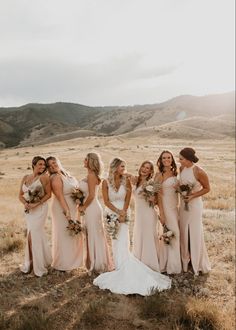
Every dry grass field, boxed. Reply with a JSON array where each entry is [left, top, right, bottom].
[[0, 135, 235, 330]]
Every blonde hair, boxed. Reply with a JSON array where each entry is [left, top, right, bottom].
[[108, 157, 126, 190], [87, 152, 103, 181]]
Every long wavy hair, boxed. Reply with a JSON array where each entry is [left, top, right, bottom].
[[136, 160, 154, 188], [86, 152, 103, 183], [108, 157, 126, 191], [45, 156, 71, 177], [157, 150, 177, 176]]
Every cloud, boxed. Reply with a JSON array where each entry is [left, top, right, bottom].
[[0, 0, 234, 106]]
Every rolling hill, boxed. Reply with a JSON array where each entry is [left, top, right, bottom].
[[0, 91, 234, 148]]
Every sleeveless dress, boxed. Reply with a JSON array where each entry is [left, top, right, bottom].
[[79, 179, 113, 272], [51, 175, 83, 271], [159, 177, 182, 274], [179, 166, 211, 275], [20, 178, 52, 277], [93, 182, 171, 295], [132, 185, 160, 271]]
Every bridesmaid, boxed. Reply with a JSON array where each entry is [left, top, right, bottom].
[[178, 147, 211, 275], [18, 156, 52, 277], [132, 161, 160, 271], [46, 156, 83, 271], [78, 152, 113, 274], [155, 151, 182, 274]]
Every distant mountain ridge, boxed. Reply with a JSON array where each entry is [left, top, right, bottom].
[[0, 91, 234, 148]]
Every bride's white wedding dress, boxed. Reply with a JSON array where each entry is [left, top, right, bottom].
[[93, 182, 171, 296]]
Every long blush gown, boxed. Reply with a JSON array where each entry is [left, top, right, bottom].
[[51, 175, 83, 271], [133, 185, 160, 271], [79, 179, 113, 272], [159, 176, 182, 274], [93, 182, 171, 296], [21, 178, 52, 277], [179, 166, 211, 275]]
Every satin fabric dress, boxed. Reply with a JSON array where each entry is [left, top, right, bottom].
[[179, 166, 211, 275], [21, 178, 52, 276], [159, 176, 182, 274], [133, 185, 160, 272], [79, 179, 113, 272], [51, 175, 83, 271]]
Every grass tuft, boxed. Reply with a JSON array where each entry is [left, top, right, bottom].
[[75, 297, 108, 328], [139, 291, 169, 319], [176, 297, 228, 330], [0, 236, 24, 255], [11, 305, 49, 330]]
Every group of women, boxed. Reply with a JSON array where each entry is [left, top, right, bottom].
[[18, 147, 211, 296]]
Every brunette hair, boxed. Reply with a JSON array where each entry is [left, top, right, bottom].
[[32, 156, 46, 171], [157, 150, 177, 176], [180, 147, 199, 163]]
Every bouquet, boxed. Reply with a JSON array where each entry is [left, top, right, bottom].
[[104, 212, 129, 240], [66, 219, 84, 236], [160, 224, 175, 245], [176, 183, 194, 211], [71, 188, 85, 215], [139, 179, 162, 207], [24, 186, 44, 213]]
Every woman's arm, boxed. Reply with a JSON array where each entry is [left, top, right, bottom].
[[51, 175, 71, 220], [126, 173, 137, 185], [18, 175, 30, 211], [102, 180, 119, 213], [29, 175, 52, 210], [157, 193, 166, 225], [154, 173, 166, 225], [185, 166, 210, 201], [78, 173, 97, 213], [123, 177, 132, 212]]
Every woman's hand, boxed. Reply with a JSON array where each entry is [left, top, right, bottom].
[[119, 209, 126, 217], [78, 205, 86, 213], [148, 195, 156, 203], [24, 202, 30, 211], [63, 209, 71, 220], [119, 214, 126, 223], [183, 194, 195, 202], [158, 211, 166, 226]]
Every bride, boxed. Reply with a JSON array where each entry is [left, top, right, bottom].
[[93, 158, 171, 296]]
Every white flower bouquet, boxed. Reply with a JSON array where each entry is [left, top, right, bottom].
[[160, 224, 175, 245], [139, 179, 162, 207]]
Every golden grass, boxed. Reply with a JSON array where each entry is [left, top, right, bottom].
[[0, 136, 235, 330]]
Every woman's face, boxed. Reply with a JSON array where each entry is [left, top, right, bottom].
[[161, 152, 173, 167], [116, 162, 126, 175], [34, 160, 46, 174], [140, 162, 152, 177], [47, 159, 60, 174], [179, 154, 189, 167]]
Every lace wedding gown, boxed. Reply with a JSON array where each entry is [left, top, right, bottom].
[[93, 182, 171, 295]]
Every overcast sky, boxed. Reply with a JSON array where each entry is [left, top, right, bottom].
[[0, 0, 234, 107]]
